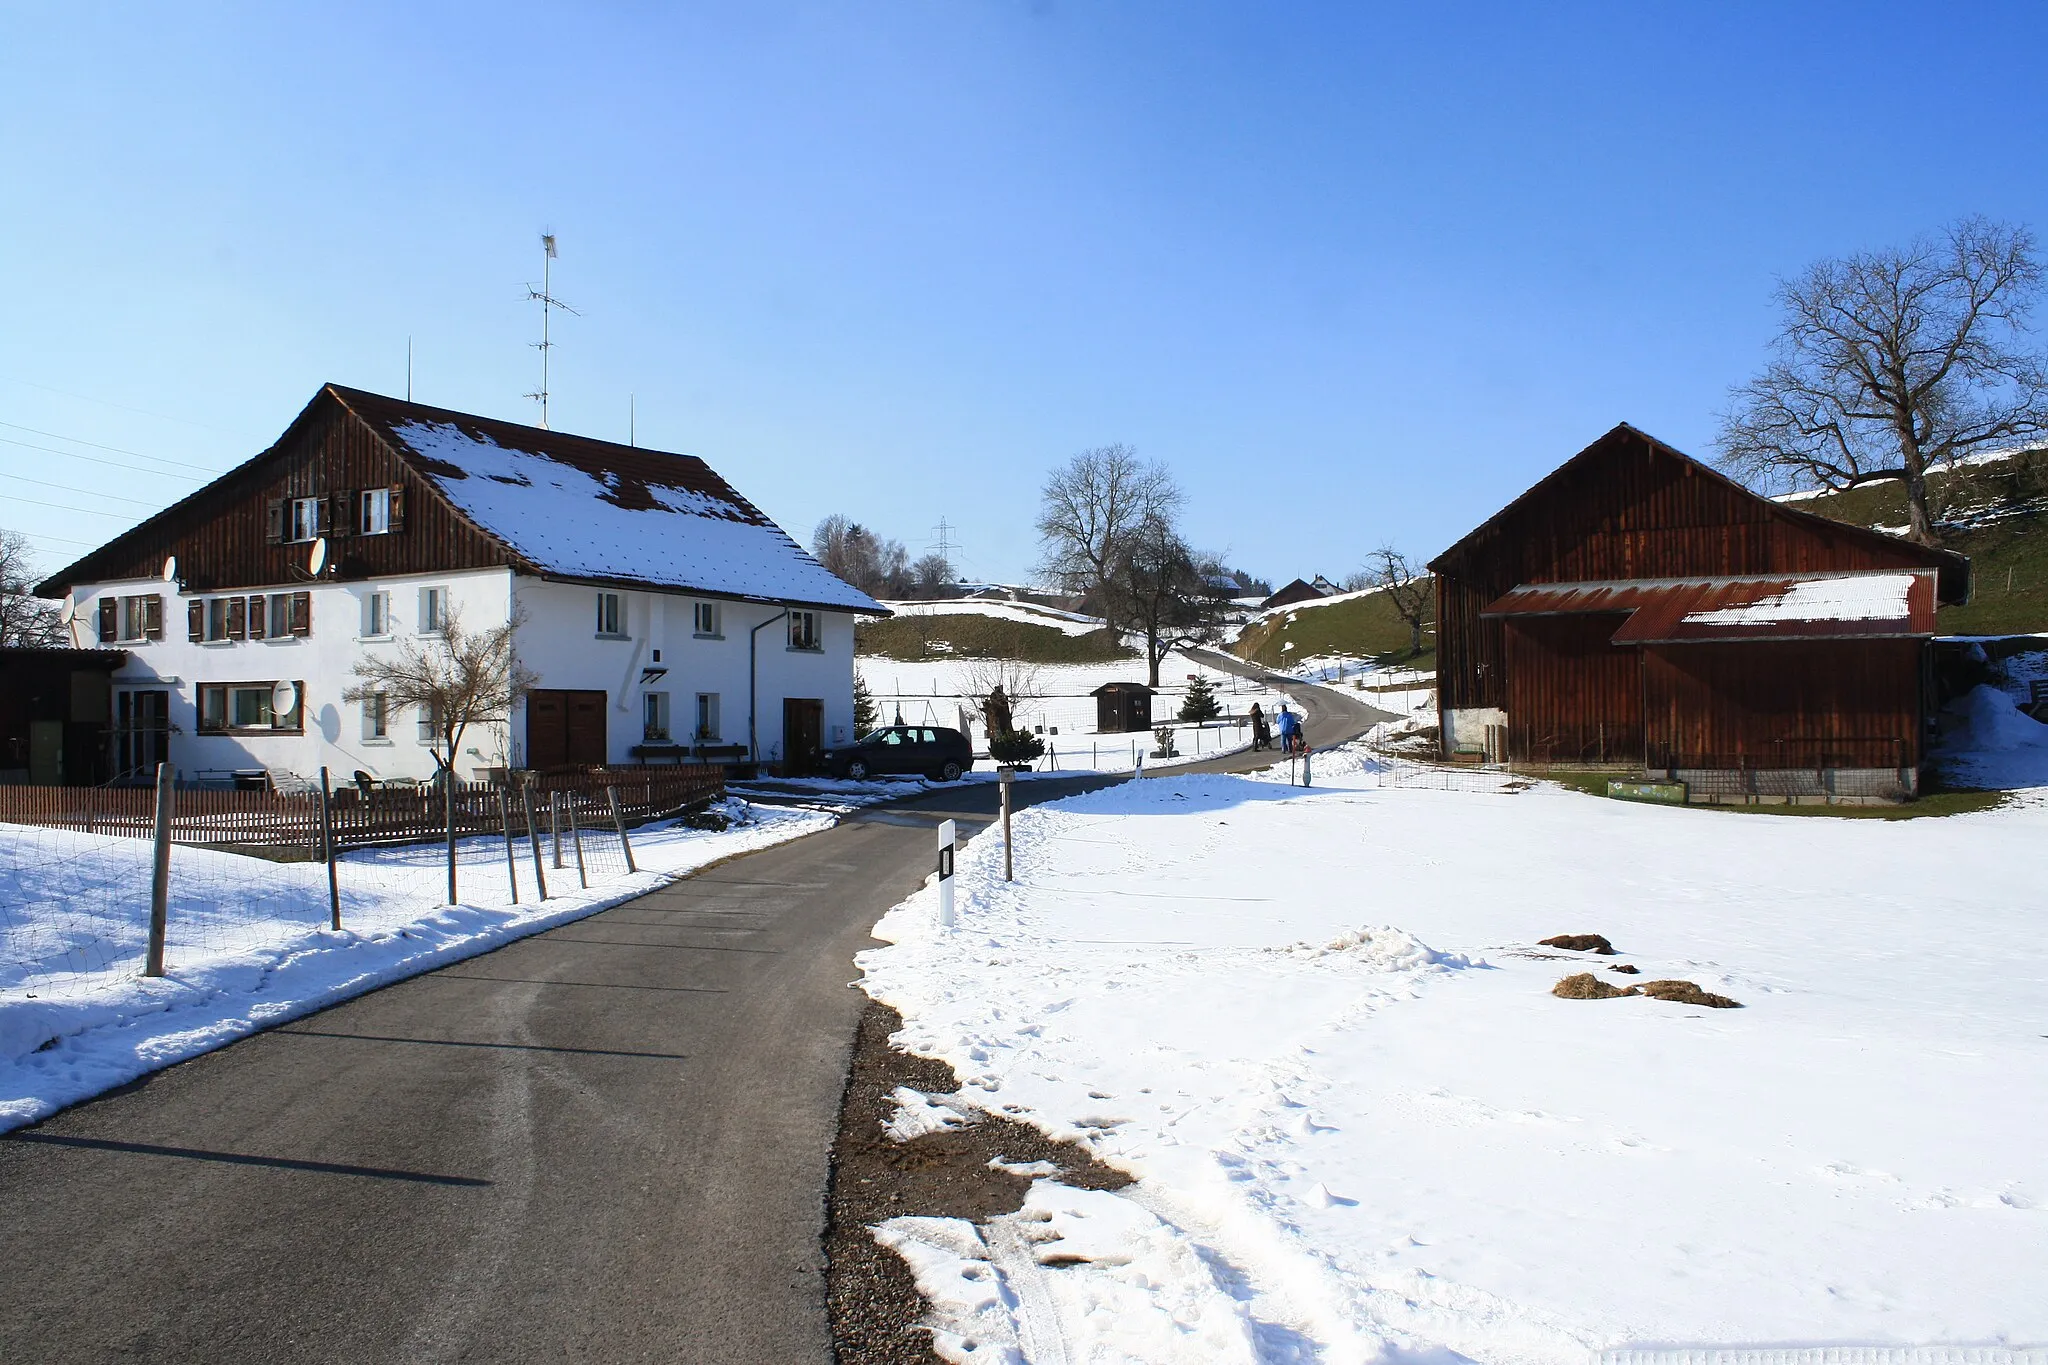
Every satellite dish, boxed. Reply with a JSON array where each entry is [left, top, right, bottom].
[[271, 681, 299, 717], [308, 538, 328, 575], [161, 555, 178, 583]]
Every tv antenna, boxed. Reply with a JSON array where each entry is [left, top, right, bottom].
[[523, 232, 579, 429]]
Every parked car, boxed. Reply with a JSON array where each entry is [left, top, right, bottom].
[[825, 725, 974, 781]]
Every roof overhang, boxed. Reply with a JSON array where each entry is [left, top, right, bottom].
[[1482, 570, 1939, 644]]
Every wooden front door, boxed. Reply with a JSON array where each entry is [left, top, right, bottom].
[[782, 698, 824, 776], [528, 689, 608, 770]]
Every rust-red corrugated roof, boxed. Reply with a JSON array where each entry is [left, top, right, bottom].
[[1482, 570, 1939, 643]]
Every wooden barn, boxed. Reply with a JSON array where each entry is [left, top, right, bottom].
[[1429, 425, 1970, 802]]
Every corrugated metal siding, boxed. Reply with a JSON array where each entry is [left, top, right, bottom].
[[1502, 614, 1642, 763], [1641, 640, 1923, 770], [50, 394, 512, 594]]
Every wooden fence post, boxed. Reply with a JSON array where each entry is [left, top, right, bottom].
[[521, 780, 548, 900], [497, 788, 519, 904], [445, 773, 458, 905], [549, 790, 563, 869], [145, 762, 173, 977], [319, 767, 341, 931], [606, 785, 637, 873], [568, 794, 589, 889]]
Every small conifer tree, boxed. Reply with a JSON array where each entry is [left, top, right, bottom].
[[853, 673, 878, 734], [1178, 674, 1222, 723]]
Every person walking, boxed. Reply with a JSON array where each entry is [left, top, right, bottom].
[[1274, 704, 1301, 756], [1248, 702, 1268, 750]]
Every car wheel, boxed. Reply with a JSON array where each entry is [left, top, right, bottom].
[[845, 758, 870, 781], [936, 760, 963, 782]]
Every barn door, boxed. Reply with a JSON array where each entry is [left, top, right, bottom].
[[528, 689, 609, 770]]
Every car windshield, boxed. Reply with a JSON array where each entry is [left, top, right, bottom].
[[857, 729, 898, 745]]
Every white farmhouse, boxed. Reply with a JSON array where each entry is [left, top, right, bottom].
[[35, 385, 887, 785]]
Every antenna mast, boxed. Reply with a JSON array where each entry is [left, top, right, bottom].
[[524, 232, 578, 429]]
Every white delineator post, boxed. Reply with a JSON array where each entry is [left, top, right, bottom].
[[936, 818, 957, 927]]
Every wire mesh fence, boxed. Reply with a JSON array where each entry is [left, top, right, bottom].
[[0, 774, 695, 1002]]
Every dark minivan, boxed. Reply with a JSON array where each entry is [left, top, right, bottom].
[[824, 725, 974, 781]]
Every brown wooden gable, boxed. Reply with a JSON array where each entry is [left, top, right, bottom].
[[37, 388, 516, 596], [1431, 425, 1968, 712]]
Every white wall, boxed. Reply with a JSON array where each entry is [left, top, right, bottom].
[[509, 579, 859, 768], [66, 567, 514, 784]]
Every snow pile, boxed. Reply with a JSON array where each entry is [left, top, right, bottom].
[[879, 599, 1108, 637], [0, 800, 833, 1131], [884, 1085, 971, 1142], [392, 419, 881, 611], [858, 755, 2048, 1360], [1682, 572, 1914, 625], [1935, 684, 2048, 790], [876, 1182, 1262, 1364]]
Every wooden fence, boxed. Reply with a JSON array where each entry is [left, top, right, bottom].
[[0, 767, 726, 851]]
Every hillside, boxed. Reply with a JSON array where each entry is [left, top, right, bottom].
[[1786, 446, 2048, 636], [856, 611, 1133, 664], [1233, 587, 1436, 674]]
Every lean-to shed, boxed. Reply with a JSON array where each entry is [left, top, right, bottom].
[[1091, 682, 1155, 734]]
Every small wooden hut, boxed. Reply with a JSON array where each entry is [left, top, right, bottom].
[[1092, 682, 1155, 734]]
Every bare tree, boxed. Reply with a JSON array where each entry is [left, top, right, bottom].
[[907, 552, 953, 599], [1718, 216, 2048, 545], [812, 514, 911, 596], [0, 530, 65, 648], [1036, 445, 1182, 622], [1102, 514, 1231, 687], [1362, 544, 1432, 657], [342, 609, 536, 778]]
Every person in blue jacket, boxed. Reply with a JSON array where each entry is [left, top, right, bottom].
[[1273, 704, 1302, 755]]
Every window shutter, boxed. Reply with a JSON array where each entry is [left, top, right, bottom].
[[144, 594, 164, 640], [314, 497, 331, 535], [97, 597, 117, 643], [246, 595, 266, 640], [289, 591, 312, 637], [330, 491, 352, 539], [266, 499, 286, 545], [227, 596, 247, 640], [387, 485, 406, 532], [187, 601, 204, 643]]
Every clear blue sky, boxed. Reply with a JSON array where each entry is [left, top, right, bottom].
[[6, 2, 2047, 588]]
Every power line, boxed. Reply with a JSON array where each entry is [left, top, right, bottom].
[[0, 435, 208, 485], [6, 528, 96, 549], [0, 375, 224, 433], [3, 492, 136, 520], [0, 470, 158, 507], [0, 420, 218, 474]]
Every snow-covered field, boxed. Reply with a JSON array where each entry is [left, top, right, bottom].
[[0, 798, 833, 1132], [880, 597, 1110, 637], [860, 650, 1289, 773], [858, 738, 2048, 1361]]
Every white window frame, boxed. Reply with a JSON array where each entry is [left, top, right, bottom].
[[362, 591, 391, 640], [119, 595, 148, 642], [360, 487, 391, 536], [362, 693, 390, 742], [692, 601, 722, 638], [419, 586, 448, 635], [417, 699, 442, 744], [205, 597, 231, 643], [288, 496, 321, 544], [695, 692, 721, 742], [596, 591, 626, 638], [643, 691, 671, 742], [787, 610, 821, 651], [268, 594, 291, 640]]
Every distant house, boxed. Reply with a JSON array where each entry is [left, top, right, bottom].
[[1429, 424, 1968, 802], [36, 385, 889, 783], [1260, 578, 1331, 611]]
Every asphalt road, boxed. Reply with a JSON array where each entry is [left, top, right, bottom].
[[0, 667, 1394, 1364]]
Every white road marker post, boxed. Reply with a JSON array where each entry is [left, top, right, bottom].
[[1303, 746, 1313, 788], [936, 818, 957, 928]]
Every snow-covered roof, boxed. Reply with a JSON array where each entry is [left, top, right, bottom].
[[335, 388, 884, 614]]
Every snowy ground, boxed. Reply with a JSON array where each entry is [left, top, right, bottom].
[[880, 598, 1111, 637], [860, 650, 1290, 773], [0, 798, 833, 1132], [857, 734, 2048, 1361]]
